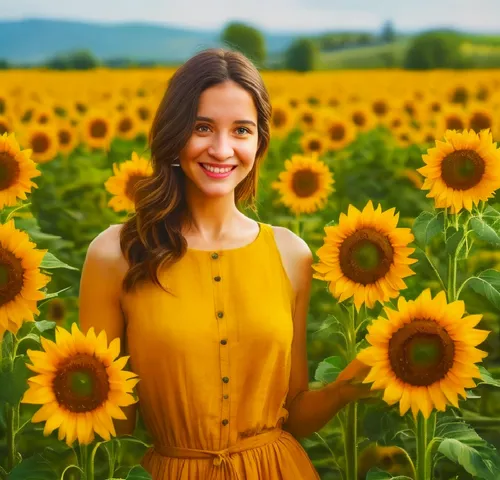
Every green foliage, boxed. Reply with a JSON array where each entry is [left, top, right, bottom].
[[46, 50, 100, 70], [284, 38, 319, 72], [436, 416, 500, 480], [467, 270, 500, 311], [220, 22, 266, 66], [404, 30, 466, 70], [381, 21, 396, 43]]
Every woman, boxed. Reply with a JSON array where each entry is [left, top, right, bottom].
[[79, 48, 372, 479]]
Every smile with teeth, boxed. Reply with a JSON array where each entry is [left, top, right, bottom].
[[201, 164, 236, 173]]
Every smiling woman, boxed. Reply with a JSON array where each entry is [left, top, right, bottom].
[[78, 48, 365, 480]]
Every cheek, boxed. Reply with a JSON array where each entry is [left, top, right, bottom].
[[181, 137, 206, 159]]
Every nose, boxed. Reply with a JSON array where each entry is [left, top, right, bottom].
[[207, 133, 234, 161]]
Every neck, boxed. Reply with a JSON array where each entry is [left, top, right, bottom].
[[183, 187, 243, 242]]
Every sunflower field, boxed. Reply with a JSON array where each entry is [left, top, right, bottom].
[[1, 67, 500, 480]]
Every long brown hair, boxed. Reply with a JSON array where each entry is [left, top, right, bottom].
[[120, 48, 272, 294]]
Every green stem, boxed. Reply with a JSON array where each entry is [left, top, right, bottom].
[[79, 444, 88, 480], [416, 413, 429, 480], [293, 215, 301, 236], [0, 466, 8, 480], [423, 250, 447, 292], [314, 432, 344, 479], [344, 305, 358, 480], [5, 405, 16, 472], [87, 442, 102, 480]]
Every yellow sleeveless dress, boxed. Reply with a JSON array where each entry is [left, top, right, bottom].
[[121, 221, 321, 479]]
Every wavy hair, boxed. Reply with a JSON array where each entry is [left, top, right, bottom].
[[120, 48, 272, 294]]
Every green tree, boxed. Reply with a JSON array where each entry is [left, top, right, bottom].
[[404, 30, 466, 69], [221, 22, 266, 66], [46, 50, 99, 70], [381, 21, 396, 43], [284, 38, 318, 72]]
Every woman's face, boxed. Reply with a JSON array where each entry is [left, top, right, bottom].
[[178, 80, 259, 199]]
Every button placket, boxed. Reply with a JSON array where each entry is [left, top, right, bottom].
[[210, 251, 231, 447]]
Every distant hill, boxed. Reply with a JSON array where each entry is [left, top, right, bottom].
[[0, 19, 299, 64]]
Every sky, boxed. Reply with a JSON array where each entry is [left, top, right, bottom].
[[2, 0, 500, 33]]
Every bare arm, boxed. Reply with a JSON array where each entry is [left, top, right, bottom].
[[281, 230, 372, 439], [78, 225, 137, 436]]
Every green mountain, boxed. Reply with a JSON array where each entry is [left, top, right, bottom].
[[0, 19, 298, 64]]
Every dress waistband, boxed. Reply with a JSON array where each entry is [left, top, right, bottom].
[[152, 428, 284, 478]]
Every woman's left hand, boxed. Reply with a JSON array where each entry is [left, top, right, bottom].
[[336, 358, 378, 403]]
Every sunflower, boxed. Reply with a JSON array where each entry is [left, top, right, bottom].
[[438, 106, 468, 134], [0, 133, 41, 209], [81, 110, 115, 150], [56, 121, 79, 155], [344, 105, 377, 133], [300, 131, 328, 156], [271, 153, 334, 215], [312, 201, 417, 310], [104, 152, 153, 213], [418, 129, 500, 213], [323, 116, 356, 151], [0, 220, 50, 339], [21, 322, 139, 446], [23, 125, 59, 164], [370, 97, 391, 120], [115, 111, 140, 141], [357, 289, 489, 419], [0, 115, 12, 135], [46, 297, 68, 326], [296, 105, 320, 132], [270, 100, 296, 139], [467, 104, 495, 134]]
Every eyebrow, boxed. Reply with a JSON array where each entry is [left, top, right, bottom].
[[195, 116, 257, 127]]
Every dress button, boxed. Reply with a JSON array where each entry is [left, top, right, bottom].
[[214, 276, 221, 282], [223, 394, 229, 399], [222, 419, 229, 426], [220, 339, 227, 345], [211, 252, 219, 260], [217, 311, 224, 318], [222, 376, 230, 383]]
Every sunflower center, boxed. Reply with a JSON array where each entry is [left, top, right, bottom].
[[272, 110, 286, 128], [329, 124, 345, 141], [39, 114, 49, 124], [339, 228, 394, 285], [373, 101, 388, 116], [431, 102, 441, 112], [0, 248, 24, 307], [0, 152, 21, 190], [125, 174, 148, 200], [58, 130, 71, 146], [138, 107, 150, 121], [291, 169, 319, 198], [32, 133, 50, 153], [0, 122, 9, 135], [308, 140, 322, 152], [119, 118, 133, 133], [52, 353, 110, 412], [441, 149, 485, 190], [469, 112, 492, 133], [302, 113, 313, 126], [445, 115, 465, 131], [389, 319, 455, 386], [48, 299, 66, 322], [353, 112, 366, 126], [90, 120, 108, 138]]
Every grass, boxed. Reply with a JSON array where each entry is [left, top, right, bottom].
[[318, 39, 410, 70]]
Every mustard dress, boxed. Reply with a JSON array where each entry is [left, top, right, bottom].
[[121, 221, 321, 479]]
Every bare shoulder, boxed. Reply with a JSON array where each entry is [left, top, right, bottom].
[[270, 225, 313, 296], [86, 224, 129, 276]]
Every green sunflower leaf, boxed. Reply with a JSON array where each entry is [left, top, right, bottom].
[[412, 211, 444, 247], [471, 217, 500, 246], [124, 465, 153, 479], [466, 269, 500, 311], [445, 226, 465, 255], [0, 354, 31, 406], [40, 252, 79, 271], [477, 366, 500, 388], [436, 416, 500, 480], [366, 468, 413, 479], [7, 453, 59, 480], [314, 356, 347, 384]]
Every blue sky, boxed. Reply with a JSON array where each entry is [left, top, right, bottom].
[[2, 0, 499, 32]]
